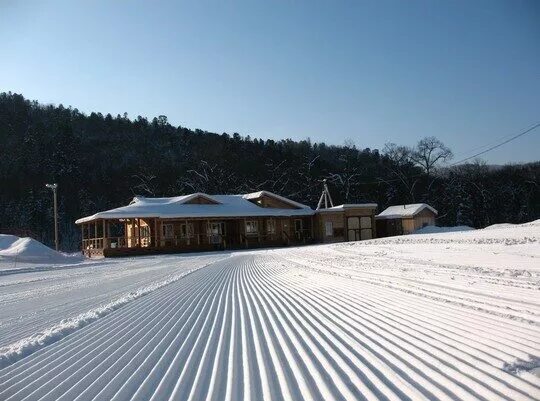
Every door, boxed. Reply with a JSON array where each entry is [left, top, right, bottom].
[[294, 219, 303, 240], [208, 222, 224, 244], [348, 216, 373, 241], [347, 217, 359, 241]]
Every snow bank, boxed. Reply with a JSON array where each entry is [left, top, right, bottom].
[[0, 266, 203, 369], [0, 237, 77, 264], [413, 225, 474, 234], [484, 219, 540, 230], [341, 218, 539, 248]]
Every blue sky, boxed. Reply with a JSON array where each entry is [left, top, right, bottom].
[[1, 0, 539, 164]]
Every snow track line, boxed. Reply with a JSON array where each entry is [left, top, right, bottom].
[[282, 254, 540, 327], [259, 263, 536, 399], [1, 253, 539, 401], [0, 261, 215, 370]]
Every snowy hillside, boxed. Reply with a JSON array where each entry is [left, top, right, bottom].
[[0, 222, 539, 400]]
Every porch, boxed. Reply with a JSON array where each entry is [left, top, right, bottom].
[[79, 216, 314, 257]]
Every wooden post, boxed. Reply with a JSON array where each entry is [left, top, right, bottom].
[[124, 221, 128, 248], [154, 218, 158, 248], [137, 218, 141, 248], [102, 219, 107, 249], [244, 218, 248, 248], [81, 224, 84, 251]]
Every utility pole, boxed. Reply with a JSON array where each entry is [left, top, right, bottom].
[[316, 179, 334, 210], [45, 183, 59, 251]]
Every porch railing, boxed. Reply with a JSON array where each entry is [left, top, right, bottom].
[[83, 229, 313, 252]]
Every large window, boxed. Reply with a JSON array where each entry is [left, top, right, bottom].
[[139, 225, 151, 247], [245, 220, 259, 236], [325, 221, 333, 237], [180, 222, 194, 238], [266, 219, 276, 234], [162, 224, 174, 239], [360, 217, 372, 240], [140, 225, 150, 238]]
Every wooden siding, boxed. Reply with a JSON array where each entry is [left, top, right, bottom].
[[315, 207, 376, 243], [377, 209, 436, 236], [314, 213, 345, 243]]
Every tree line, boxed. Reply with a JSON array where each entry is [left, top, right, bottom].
[[1, 92, 538, 250]]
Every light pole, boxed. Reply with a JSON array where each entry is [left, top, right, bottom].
[[45, 183, 59, 251]]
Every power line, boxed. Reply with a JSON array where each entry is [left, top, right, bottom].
[[450, 122, 540, 166], [288, 121, 540, 198]]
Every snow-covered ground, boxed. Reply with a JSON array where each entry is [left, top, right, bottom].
[[0, 222, 539, 400]]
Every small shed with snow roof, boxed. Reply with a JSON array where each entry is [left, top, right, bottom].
[[375, 203, 438, 237]]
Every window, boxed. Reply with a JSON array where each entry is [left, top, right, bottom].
[[139, 225, 151, 247], [180, 223, 194, 238], [360, 216, 372, 240], [360, 229, 372, 240], [140, 225, 150, 238], [245, 220, 259, 236], [294, 219, 303, 232], [325, 221, 333, 236], [360, 216, 372, 229], [266, 219, 276, 234], [162, 224, 174, 239]]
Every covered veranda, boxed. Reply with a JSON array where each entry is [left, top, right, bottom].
[[79, 216, 314, 258]]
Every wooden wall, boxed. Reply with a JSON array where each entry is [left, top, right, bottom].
[[402, 209, 436, 234], [315, 207, 376, 243]]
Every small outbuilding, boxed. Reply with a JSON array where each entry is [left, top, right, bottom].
[[375, 203, 438, 237]]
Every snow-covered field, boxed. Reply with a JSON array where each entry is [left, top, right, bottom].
[[0, 222, 539, 400]]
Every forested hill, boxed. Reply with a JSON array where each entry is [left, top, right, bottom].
[[1, 92, 539, 250]]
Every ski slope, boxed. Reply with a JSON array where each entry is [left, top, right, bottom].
[[0, 222, 539, 400]]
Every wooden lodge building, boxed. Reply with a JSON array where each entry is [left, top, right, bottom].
[[76, 190, 378, 257], [375, 203, 438, 237]]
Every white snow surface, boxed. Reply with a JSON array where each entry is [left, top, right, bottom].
[[0, 236, 83, 265], [0, 221, 539, 400], [413, 225, 475, 234]]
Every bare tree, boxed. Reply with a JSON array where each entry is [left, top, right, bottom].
[[383, 143, 411, 166], [131, 171, 157, 196], [409, 136, 453, 176], [382, 142, 419, 202], [176, 160, 242, 194]]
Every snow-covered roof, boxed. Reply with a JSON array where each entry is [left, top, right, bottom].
[[242, 190, 311, 209], [75, 192, 314, 224], [376, 203, 438, 220], [316, 204, 378, 213]]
